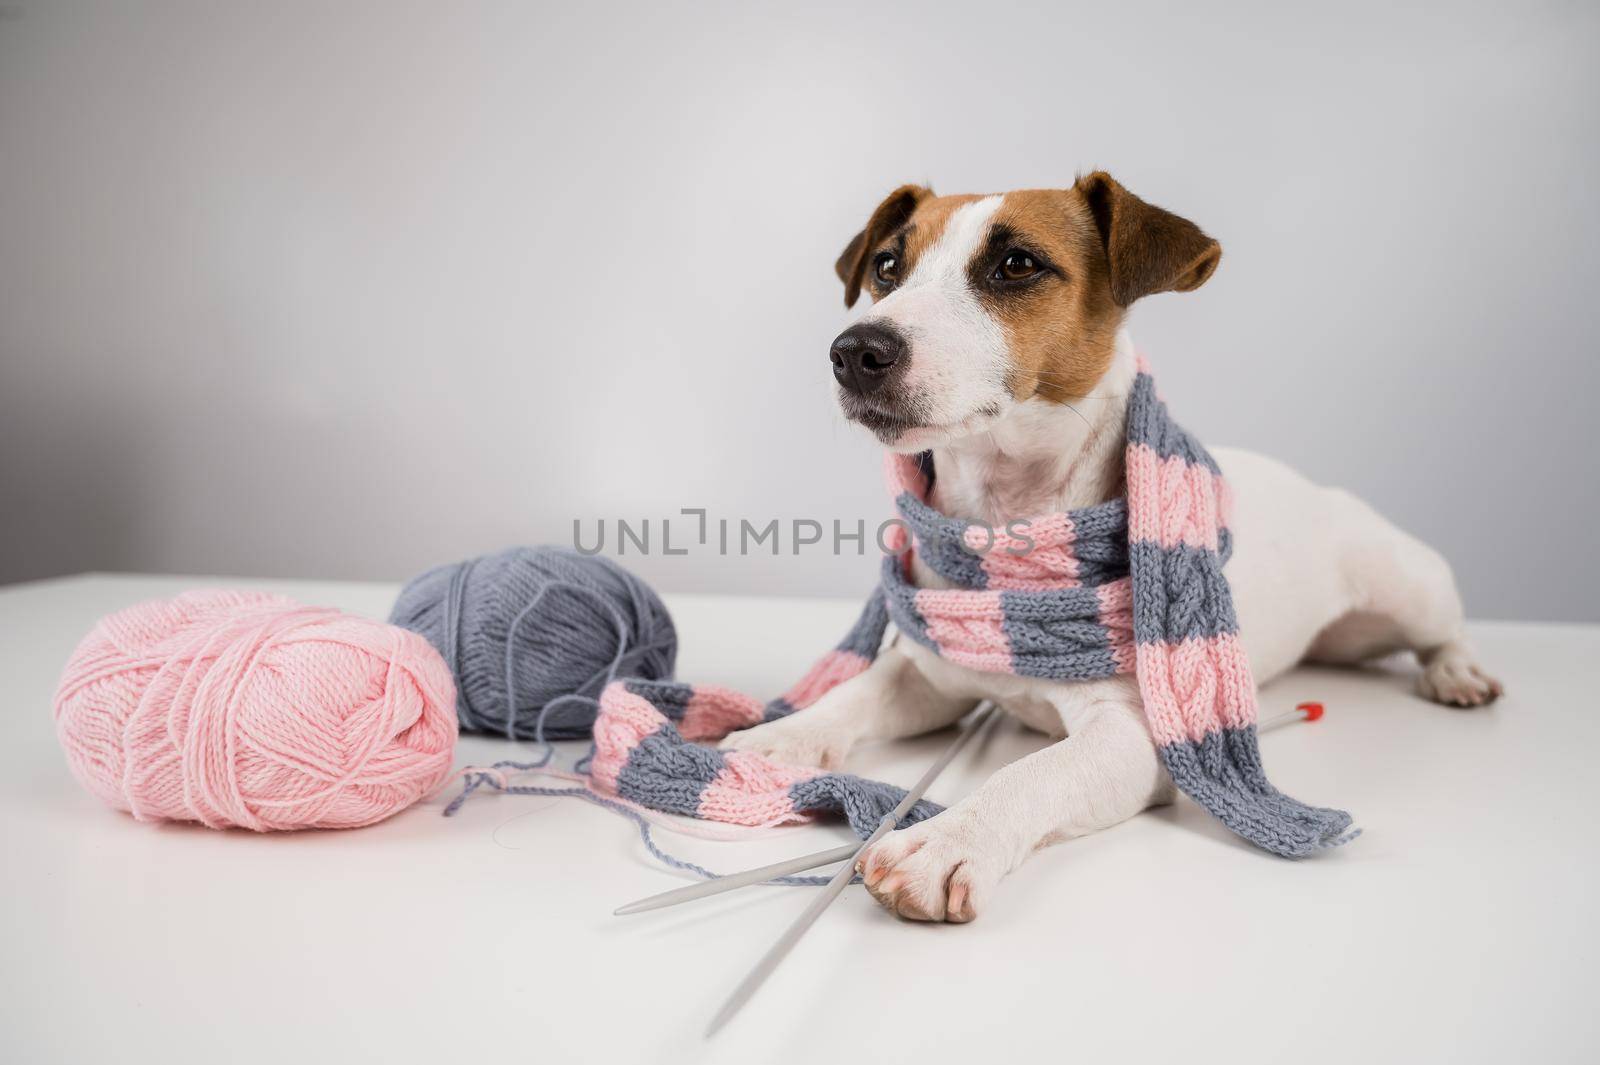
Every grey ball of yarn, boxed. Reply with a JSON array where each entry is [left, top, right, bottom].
[[389, 547, 677, 741]]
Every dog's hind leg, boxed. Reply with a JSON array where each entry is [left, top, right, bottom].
[[1307, 490, 1503, 707]]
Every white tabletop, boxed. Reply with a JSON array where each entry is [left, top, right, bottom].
[[2, 573, 1595, 1064]]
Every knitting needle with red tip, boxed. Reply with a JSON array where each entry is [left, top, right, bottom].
[[1260, 701, 1324, 731]]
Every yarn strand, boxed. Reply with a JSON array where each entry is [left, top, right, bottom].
[[443, 757, 837, 886]]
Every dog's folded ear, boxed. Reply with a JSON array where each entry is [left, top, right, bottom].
[[836, 184, 932, 308], [1075, 172, 1221, 307]]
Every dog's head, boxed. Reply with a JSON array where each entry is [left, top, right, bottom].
[[830, 174, 1221, 450]]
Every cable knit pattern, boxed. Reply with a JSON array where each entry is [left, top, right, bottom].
[[588, 358, 1352, 855]]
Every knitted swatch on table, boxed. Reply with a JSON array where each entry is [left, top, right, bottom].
[[590, 357, 1355, 856]]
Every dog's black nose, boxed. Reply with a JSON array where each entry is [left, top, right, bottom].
[[830, 322, 906, 395]]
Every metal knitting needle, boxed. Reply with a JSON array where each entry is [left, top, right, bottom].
[[618, 701, 1326, 918], [614, 842, 861, 915], [704, 701, 1001, 1038], [698, 698, 1324, 1034]]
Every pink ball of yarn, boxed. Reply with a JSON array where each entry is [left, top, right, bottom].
[[53, 589, 459, 831]]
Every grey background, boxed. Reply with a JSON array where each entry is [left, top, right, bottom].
[[2, 1, 1596, 620]]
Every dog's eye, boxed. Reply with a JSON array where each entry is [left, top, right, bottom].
[[995, 251, 1041, 282], [873, 252, 900, 286]]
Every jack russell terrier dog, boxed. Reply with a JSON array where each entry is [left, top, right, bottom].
[[721, 174, 1502, 923]]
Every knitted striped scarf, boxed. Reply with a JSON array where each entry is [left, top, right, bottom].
[[591, 359, 1355, 857]]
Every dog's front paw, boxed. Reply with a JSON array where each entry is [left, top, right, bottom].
[[717, 717, 854, 770], [856, 814, 1008, 923]]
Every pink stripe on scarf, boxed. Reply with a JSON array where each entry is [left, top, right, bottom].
[[1133, 633, 1259, 746], [1096, 580, 1137, 673], [880, 453, 927, 556], [696, 750, 823, 827], [884, 452, 931, 500], [975, 513, 1082, 590], [1125, 443, 1229, 551], [779, 649, 872, 711], [679, 685, 765, 742], [916, 588, 1014, 673], [589, 683, 666, 793]]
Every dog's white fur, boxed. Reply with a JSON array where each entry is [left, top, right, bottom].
[[722, 196, 1501, 923], [854, 195, 1014, 447]]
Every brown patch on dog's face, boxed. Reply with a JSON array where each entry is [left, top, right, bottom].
[[971, 189, 1125, 403], [948, 180, 1219, 404], [835, 185, 931, 308], [838, 190, 987, 307], [873, 194, 985, 294]]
